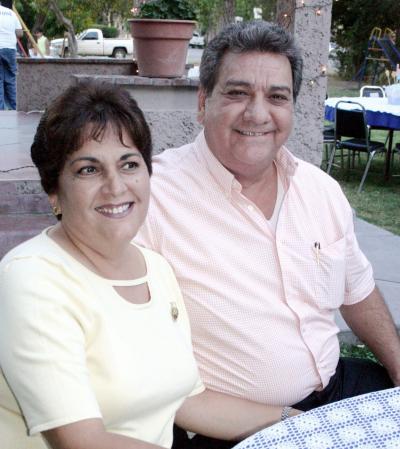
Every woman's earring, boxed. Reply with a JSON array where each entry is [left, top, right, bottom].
[[52, 205, 61, 216]]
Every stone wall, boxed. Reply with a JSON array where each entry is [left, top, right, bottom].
[[277, 0, 332, 166], [16, 49, 326, 163], [16, 57, 137, 112], [73, 74, 202, 154]]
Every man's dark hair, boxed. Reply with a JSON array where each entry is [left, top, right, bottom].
[[200, 20, 303, 101], [31, 80, 152, 195]]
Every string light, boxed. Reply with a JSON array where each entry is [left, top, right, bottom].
[[277, 1, 332, 89], [278, 1, 332, 28]]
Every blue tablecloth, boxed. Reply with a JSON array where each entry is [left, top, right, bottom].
[[234, 387, 400, 449], [325, 97, 400, 130]]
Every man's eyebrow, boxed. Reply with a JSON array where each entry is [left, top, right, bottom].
[[223, 80, 292, 94], [223, 80, 252, 88], [270, 85, 292, 94]]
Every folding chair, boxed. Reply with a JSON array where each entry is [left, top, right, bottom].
[[323, 124, 335, 169], [327, 101, 386, 193], [360, 85, 385, 98]]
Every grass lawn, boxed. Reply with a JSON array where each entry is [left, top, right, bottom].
[[340, 343, 377, 363], [326, 76, 399, 359], [324, 76, 400, 236]]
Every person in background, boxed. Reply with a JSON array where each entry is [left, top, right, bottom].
[[0, 0, 22, 109], [34, 27, 50, 56], [0, 80, 300, 449], [135, 20, 400, 449]]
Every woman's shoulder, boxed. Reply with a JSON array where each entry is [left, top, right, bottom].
[[0, 229, 80, 281]]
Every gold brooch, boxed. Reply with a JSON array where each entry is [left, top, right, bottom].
[[170, 302, 179, 321]]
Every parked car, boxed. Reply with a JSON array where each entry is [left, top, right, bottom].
[[189, 31, 204, 48], [50, 28, 133, 58]]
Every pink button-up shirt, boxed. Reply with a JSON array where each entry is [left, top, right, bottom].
[[136, 131, 375, 405]]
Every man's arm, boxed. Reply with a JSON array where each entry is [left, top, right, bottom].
[[15, 29, 23, 38], [176, 389, 301, 441], [340, 286, 400, 385]]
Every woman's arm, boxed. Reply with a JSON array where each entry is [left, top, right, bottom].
[[43, 419, 163, 449], [175, 389, 301, 441]]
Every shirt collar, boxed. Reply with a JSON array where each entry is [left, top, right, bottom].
[[194, 130, 298, 195], [194, 131, 238, 196]]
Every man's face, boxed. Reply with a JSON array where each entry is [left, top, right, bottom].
[[198, 51, 294, 180]]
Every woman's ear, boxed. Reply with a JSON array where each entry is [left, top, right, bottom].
[[48, 193, 61, 217]]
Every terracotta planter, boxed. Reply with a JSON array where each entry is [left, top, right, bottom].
[[129, 19, 196, 78]]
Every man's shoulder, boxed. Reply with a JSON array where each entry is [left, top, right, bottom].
[[293, 156, 342, 192], [152, 140, 199, 178]]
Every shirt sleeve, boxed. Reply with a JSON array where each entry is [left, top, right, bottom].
[[12, 11, 22, 30], [0, 256, 101, 435], [341, 193, 375, 305]]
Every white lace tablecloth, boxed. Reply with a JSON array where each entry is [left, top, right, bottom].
[[233, 387, 400, 449]]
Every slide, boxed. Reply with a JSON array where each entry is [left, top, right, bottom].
[[372, 36, 400, 69]]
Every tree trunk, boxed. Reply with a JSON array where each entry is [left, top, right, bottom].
[[48, 0, 78, 57], [206, 0, 235, 43]]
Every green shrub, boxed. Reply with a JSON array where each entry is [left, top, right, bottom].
[[137, 0, 197, 20], [91, 24, 119, 38]]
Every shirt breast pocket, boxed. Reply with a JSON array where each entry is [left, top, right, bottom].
[[313, 237, 346, 310]]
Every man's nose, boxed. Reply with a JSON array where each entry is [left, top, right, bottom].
[[243, 96, 271, 123]]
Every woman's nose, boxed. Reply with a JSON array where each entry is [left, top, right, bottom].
[[103, 172, 127, 196]]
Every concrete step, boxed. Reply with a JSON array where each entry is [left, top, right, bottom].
[[0, 214, 56, 259], [0, 180, 50, 215]]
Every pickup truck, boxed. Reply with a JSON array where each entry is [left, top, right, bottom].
[[50, 28, 133, 58]]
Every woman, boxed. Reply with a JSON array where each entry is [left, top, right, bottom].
[[0, 81, 300, 449]]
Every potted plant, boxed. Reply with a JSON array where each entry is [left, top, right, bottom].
[[128, 0, 197, 78]]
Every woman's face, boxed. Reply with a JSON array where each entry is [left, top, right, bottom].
[[50, 126, 150, 252]]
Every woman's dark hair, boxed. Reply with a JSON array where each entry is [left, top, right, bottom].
[[31, 80, 152, 195]]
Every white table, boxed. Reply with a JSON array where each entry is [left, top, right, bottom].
[[325, 97, 400, 130], [325, 97, 400, 179], [233, 387, 400, 449]]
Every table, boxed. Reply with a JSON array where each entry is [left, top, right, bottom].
[[325, 97, 400, 179], [233, 387, 400, 449]]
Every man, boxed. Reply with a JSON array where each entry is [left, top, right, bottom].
[[136, 20, 400, 447], [33, 27, 49, 57], [0, 1, 22, 110]]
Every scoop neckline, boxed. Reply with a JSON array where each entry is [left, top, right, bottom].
[[42, 227, 149, 287]]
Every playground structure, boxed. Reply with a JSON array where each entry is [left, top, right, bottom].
[[355, 27, 400, 86]]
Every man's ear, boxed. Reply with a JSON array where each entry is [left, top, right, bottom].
[[197, 87, 207, 124]]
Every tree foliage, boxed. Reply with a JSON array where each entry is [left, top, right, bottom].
[[15, 0, 133, 39], [331, 0, 400, 79], [192, 0, 276, 41]]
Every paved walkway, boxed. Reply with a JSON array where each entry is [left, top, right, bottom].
[[1, 111, 399, 341]]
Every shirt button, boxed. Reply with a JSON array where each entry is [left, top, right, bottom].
[[248, 205, 254, 212]]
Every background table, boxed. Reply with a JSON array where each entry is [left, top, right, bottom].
[[325, 97, 400, 179], [325, 97, 400, 130], [233, 387, 400, 449]]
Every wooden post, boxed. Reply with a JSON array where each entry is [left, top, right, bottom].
[[12, 5, 44, 57]]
